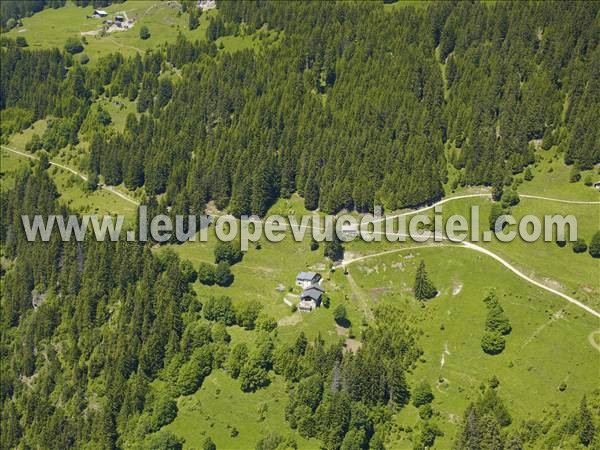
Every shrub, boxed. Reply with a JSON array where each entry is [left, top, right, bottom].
[[501, 189, 520, 208], [177, 346, 213, 395], [239, 364, 270, 392], [204, 296, 236, 325], [235, 300, 262, 329], [214, 261, 234, 286], [569, 165, 581, 183], [256, 313, 277, 332], [139, 25, 151, 40], [188, 11, 200, 31], [86, 172, 99, 192], [418, 403, 433, 420], [572, 239, 587, 253], [256, 433, 295, 450], [481, 331, 506, 355], [197, 262, 215, 285], [333, 304, 349, 327], [152, 393, 178, 428], [489, 204, 505, 232], [589, 231, 600, 258], [25, 134, 43, 153], [80, 54, 90, 65], [484, 293, 511, 336], [64, 37, 84, 54], [414, 260, 437, 301], [146, 430, 183, 450], [324, 237, 344, 261], [180, 260, 197, 283], [412, 381, 434, 407], [15, 36, 28, 47], [214, 241, 242, 265], [489, 375, 500, 389], [202, 437, 216, 450]]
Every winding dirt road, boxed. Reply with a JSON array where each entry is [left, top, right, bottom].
[[3, 144, 599, 319], [341, 239, 600, 319], [1, 145, 139, 206]]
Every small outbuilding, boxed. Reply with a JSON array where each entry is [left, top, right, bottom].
[[296, 271, 321, 289]]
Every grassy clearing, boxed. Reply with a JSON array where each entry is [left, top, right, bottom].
[[51, 166, 137, 220], [347, 246, 599, 448], [0, 148, 32, 190], [436, 195, 600, 310], [165, 370, 319, 449], [4, 116, 142, 217], [5, 119, 48, 150], [216, 27, 283, 54], [5, 1, 215, 64], [518, 147, 599, 201], [161, 223, 353, 347], [1, 148, 137, 222], [162, 192, 366, 346], [95, 96, 138, 133], [6, 0, 280, 64]]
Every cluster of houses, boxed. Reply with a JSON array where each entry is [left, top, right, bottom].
[[295, 271, 324, 312], [88, 10, 132, 30]]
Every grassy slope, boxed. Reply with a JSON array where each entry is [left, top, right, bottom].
[[0, 147, 30, 190], [162, 196, 359, 347], [436, 196, 600, 310], [2, 120, 137, 220], [347, 246, 599, 448], [165, 370, 319, 449], [520, 146, 600, 201], [5, 1, 215, 64]]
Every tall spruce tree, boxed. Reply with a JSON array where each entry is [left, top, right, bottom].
[[414, 260, 437, 301]]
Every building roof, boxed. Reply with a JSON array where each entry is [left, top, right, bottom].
[[94, 10, 108, 15], [296, 271, 320, 281], [301, 285, 324, 301]]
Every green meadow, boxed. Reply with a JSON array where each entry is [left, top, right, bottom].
[[5, 0, 280, 65], [5, 1, 215, 64], [164, 370, 320, 450], [346, 245, 599, 448], [519, 146, 600, 201]]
